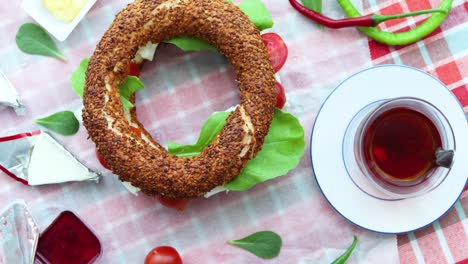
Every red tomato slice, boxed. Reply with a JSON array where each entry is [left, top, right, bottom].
[[156, 196, 190, 212], [275, 82, 286, 109], [129, 62, 140, 77], [130, 126, 142, 138], [144, 246, 183, 264], [261, 33, 288, 72], [95, 150, 110, 170]]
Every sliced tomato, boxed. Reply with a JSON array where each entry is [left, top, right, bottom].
[[130, 126, 142, 138], [261, 33, 288, 72], [155, 196, 190, 212], [95, 150, 110, 170], [129, 62, 140, 77], [144, 246, 183, 264], [275, 82, 286, 109]]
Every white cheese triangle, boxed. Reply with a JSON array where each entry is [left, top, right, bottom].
[[28, 132, 100, 185]]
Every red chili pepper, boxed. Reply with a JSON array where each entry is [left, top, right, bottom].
[[289, 0, 447, 29]]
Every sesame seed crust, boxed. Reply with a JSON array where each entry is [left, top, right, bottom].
[[82, 0, 276, 198]]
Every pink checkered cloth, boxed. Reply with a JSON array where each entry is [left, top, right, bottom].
[[0, 0, 467, 263]]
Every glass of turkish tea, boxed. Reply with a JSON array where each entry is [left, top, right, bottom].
[[345, 97, 455, 200]]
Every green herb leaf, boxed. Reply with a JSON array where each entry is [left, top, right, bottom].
[[302, 0, 322, 14], [118, 76, 145, 110], [301, 0, 324, 29], [16, 23, 66, 60], [225, 109, 305, 191], [228, 231, 282, 259], [167, 109, 305, 190], [165, 0, 273, 51], [166, 37, 216, 52], [120, 96, 134, 109], [167, 111, 230, 157], [70, 58, 90, 98], [118, 76, 144, 99], [331, 236, 358, 264], [35, 111, 79, 136], [70, 59, 145, 110], [238, 0, 274, 31]]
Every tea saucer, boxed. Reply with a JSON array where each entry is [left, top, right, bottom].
[[310, 64, 468, 234]]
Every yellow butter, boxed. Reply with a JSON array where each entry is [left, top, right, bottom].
[[43, 0, 88, 22]]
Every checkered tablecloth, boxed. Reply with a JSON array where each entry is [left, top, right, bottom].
[[361, 0, 468, 263], [0, 0, 467, 263]]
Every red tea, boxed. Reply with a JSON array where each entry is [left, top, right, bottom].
[[362, 107, 442, 183]]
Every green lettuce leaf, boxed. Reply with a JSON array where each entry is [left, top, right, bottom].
[[166, 0, 273, 51], [118, 76, 145, 110], [71, 58, 145, 110], [166, 37, 216, 52], [167, 109, 305, 191], [70, 58, 89, 98], [238, 0, 274, 31], [167, 111, 230, 157]]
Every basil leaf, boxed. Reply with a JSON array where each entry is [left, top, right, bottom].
[[165, 0, 273, 51], [238, 0, 274, 31], [16, 23, 66, 61], [302, 0, 324, 29], [167, 111, 230, 157], [70, 58, 89, 98], [228, 231, 282, 259], [331, 236, 358, 264], [167, 109, 305, 190], [35, 111, 79, 136], [118, 76, 145, 110]]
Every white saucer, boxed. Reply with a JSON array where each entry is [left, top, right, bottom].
[[310, 65, 468, 234]]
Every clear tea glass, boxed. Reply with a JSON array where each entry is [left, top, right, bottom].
[[343, 97, 455, 200]]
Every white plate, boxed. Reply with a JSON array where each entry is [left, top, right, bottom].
[[21, 0, 97, 41], [311, 65, 468, 234]]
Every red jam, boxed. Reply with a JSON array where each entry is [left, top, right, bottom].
[[36, 211, 101, 264]]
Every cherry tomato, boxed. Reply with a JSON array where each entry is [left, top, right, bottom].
[[144, 246, 183, 264], [261, 33, 288, 72], [129, 62, 140, 77], [95, 150, 110, 170], [275, 82, 286, 109], [155, 196, 190, 212]]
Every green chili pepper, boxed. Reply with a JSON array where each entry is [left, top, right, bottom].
[[337, 0, 453, 46], [331, 236, 358, 264]]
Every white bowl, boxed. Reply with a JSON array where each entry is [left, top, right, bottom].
[[21, 0, 97, 41]]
